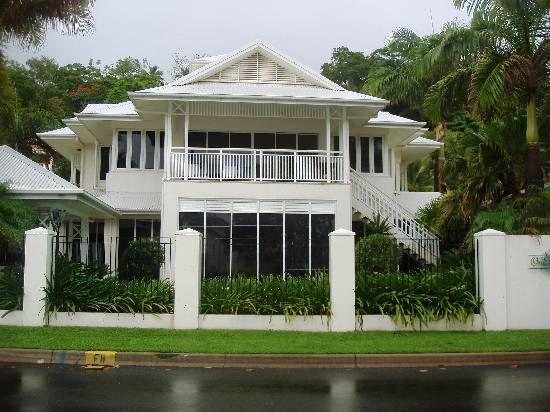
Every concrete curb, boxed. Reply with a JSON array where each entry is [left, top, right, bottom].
[[1, 349, 550, 369]]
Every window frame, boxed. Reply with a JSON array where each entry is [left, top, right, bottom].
[[187, 130, 319, 151], [97, 145, 112, 185], [354, 136, 386, 175], [113, 129, 165, 171]]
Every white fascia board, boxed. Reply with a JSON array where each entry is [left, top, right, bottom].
[[366, 121, 427, 128], [74, 113, 141, 121], [129, 92, 389, 108], [10, 189, 119, 216]]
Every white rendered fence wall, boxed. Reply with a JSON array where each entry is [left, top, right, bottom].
[[476, 230, 550, 330]]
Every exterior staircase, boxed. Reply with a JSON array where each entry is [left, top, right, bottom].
[[350, 169, 440, 265]]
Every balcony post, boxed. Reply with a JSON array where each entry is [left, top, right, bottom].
[[325, 106, 331, 182], [184, 102, 189, 181], [342, 107, 350, 183], [164, 102, 173, 180]]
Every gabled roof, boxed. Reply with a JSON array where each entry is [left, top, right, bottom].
[[134, 41, 388, 106], [0, 145, 78, 191], [167, 40, 344, 90], [409, 136, 443, 147]]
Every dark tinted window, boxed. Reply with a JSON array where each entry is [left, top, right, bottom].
[[373, 137, 383, 173], [99, 146, 110, 180], [311, 214, 334, 271], [188, 131, 206, 148], [159, 132, 165, 169], [297, 134, 317, 150], [259, 213, 283, 274], [360, 137, 370, 173], [145, 131, 155, 169], [208, 132, 229, 148], [117, 131, 127, 168], [349, 136, 357, 170], [230, 133, 252, 148], [285, 214, 309, 275], [254, 133, 276, 149], [276, 133, 296, 150], [232, 213, 257, 275], [131, 131, 141, 168]]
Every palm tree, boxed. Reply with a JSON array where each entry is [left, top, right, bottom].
[[0, 0, 94, 47], [452, 0, 549, 187]]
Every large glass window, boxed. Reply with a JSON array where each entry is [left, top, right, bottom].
[[259, 213, 283, 275], [159, 132, 165, 169], [205, 212, 230, 277], [232, 213, 257, 275], [254, 133, 276, 149], [230, 133, 252, 149], [179, 201, 334, 278], [285, 214, 309, 275], [99, 146, 111, 181], [189, 131, 207, 148], [276, 133, 296, 150], [208, 132, 230, 148], [118, 218, 161, 259], [117, 131, 127, 168], [297, 134, 317, 150]]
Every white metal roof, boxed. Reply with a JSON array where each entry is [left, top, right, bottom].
[[37, 126, 76, 137], [0, 145, 78, 191], [409, 136, 443, 147], [369, 112, 424, 125], [80, 101, 137, 115], [139, 82, 383, 102], [88, 190, 161, 213]]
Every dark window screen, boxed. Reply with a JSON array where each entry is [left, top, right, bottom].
[[360, 137, 370, 173], [373, 137, 383, 173], [99, 147, 110, 180], [117, 131, 127, 168], [131, 131, 141, 168], [349, 136, 357, 170], [145, 131, 155, 169]]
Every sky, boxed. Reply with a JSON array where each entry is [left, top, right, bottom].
[[5, 0, 470, 79]]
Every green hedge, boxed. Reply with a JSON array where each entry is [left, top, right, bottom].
[[201, 273, 330, 317], [44, 256, 174, 315], [0, 265, 23, 312]]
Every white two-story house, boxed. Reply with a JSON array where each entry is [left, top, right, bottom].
[[3, 41, 442, 277]]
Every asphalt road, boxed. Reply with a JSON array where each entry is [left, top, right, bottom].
[[0, 363, 549, 411]]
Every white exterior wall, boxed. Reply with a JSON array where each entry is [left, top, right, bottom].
[[394, 191, 441, 213], [161, 181, 352, 239], [106, 170, 163, 193]]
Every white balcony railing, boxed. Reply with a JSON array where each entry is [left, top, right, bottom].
[[169, 147, 344, 183]]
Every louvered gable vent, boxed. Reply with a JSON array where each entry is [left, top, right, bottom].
[[204, 52, 312, 85]]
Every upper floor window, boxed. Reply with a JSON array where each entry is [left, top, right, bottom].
[[188, 131, 318, 151], [350, 136, 384, 174], [116, 130, 165, 170], [98, 146, 111, 181]]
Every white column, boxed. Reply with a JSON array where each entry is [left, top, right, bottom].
[[475, 229, 507, 331], [174, 228, 203, 329], [341, 108, 350, 182], [23, 227, 54, 326], [80, 217, 89, 264], [184, 102, 189, 180], [325, 106, 331, 182], [104, 218, 119, 272], [164, 102, 173, 180], [329, 228, 356, 332]]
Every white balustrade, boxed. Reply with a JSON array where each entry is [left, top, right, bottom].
[[170, 148, 344, 183]]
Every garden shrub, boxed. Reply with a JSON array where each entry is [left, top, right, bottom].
[[0, 264, 23, 313], [355, 234, 402, 274], [119, 239, 165, 280], [201, 273, 330, 318], [44, 256, 174, 316], [355, 265, 480, 327]]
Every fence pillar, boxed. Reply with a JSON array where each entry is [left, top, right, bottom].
[[22, 227, 54, 327], [475, 229, 507, 331], [329, 228, 356, 332], [174, 228, 203, 329]]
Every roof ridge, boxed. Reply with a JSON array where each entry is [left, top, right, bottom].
[[0, 145, 78, 191]]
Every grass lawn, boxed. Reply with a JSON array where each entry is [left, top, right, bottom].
[[0, 327, 549, 354]]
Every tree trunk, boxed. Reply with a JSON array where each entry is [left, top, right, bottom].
[[525, 97, 543, 188], [434, 122, 446, 193]]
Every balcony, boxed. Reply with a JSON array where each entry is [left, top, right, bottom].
[[169, 148, 344, 183]]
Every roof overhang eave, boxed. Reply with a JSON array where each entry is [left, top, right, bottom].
[[366, 121, 427, 128], [74, 113, 140, 121], [9, 189, 119, 216], [129, 91, 389, 107]]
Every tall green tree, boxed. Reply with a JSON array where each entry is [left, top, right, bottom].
[[452, 0, 549, 187], [320, 47, 371, 92]]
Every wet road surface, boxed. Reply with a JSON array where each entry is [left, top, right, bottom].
[[1, 363, 549, 411]]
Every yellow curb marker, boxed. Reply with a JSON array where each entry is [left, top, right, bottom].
[[85, 351, 117, 369]]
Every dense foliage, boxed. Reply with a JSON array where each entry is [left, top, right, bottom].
[[0, 182, 38, 245], [200, 274, 331, 318], [119, 239, 165, 281], [44, 256, 174, 317], [355, 234, 402, 274], [0, 265, 23, 313], [356, 266, 480, 327]]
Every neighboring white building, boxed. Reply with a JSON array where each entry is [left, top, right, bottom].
[[5, 41, 443, 276]]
